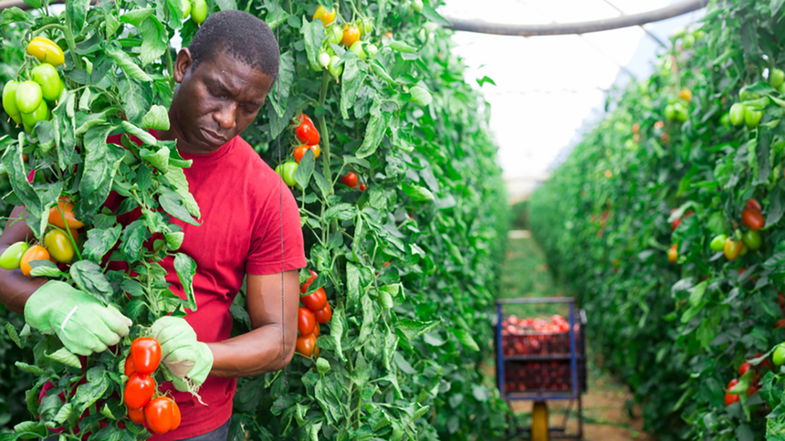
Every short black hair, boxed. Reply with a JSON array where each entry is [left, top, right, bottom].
[[189, 10, 280, 77]]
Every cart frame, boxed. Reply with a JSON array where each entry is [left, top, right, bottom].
[[495, 297, 585, 440]]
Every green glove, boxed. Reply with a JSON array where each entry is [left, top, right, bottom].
[[151, 316, 213, 392], [24, 281, 132, 356]]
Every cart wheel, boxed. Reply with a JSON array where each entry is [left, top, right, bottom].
[[531, 401, 549, 441]]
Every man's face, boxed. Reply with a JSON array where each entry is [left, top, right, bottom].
[[170, 48, 274, 153]]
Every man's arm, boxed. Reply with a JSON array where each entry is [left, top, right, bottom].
[[206, 270, 300, 377], [0, 206, 46, 314]]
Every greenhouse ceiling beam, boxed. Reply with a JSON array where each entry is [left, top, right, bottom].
[[444, 0, 708, 37]]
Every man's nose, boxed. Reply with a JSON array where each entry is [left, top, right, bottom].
[[214, 103, 237, 130]]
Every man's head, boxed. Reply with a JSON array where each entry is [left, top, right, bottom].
[[167, 10, 280, 154]]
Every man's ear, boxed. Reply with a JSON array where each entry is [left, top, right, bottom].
[[173, 48, 193, 83]]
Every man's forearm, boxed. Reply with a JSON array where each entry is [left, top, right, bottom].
[[0, 268, 47, 314], [206, 324, 296, 377]]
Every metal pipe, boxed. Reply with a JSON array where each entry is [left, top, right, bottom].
[[444, 0, 708, 37]]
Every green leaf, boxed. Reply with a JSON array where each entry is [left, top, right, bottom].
[[66, 0, 89, 32], [106, 46, 153, 82], [70, 260, 114, 302], [72, 372, 109, 412], [141, 104, 171, 130], [80, 124, 123, 214], [356, 105, 388, 158], [120, 7, 155, 27], [340, 58, 367, 119], [139, 16, 168, 66], [174, 253, 197, 310], [83, 225, 122, 263], [163, 165, 201, 219], [402, 183, 434, 201], [120, 220, 150, 261], [453, 328, 479, 351], [159, 187, 200, 225], [269, 51, 294, 117], [5, 323, 22, 348], [14, 361, 44, 375], [301, 18, 326, 71], [294, 151, 315, 189], [47, 348, 81, 369], [29, 260, 62, 277]]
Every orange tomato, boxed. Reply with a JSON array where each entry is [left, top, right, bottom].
[[48, 197, 84, 229], [293, 144, 321, 163], [20, 245, 50, 276], [296, 334, 317, 357], [341, 24, 361, 47]]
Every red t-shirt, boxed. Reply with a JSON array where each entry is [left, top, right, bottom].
[[107, 133, 306, 440]]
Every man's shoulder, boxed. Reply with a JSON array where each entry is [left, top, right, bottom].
[[227, 137, 285, 197]]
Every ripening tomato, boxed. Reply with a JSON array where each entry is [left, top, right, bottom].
[[724, 239, 742, 261], [296, 114, 321, 145], [275, 161, 299, 187], [128, 406, 146, 424], [131, 337, 162, 375], [20, 245, 50, 277], [296, 334, 317, 357], [741, 208, 765, 230], [298, 307, 316, 336], [43, 229, 74, 263], [48, 197, 84, 229], [293, 144, 321, 163], [341, 172, 359, 188], [678, 88, 692, 102], [314, 303, 332, 324], [745, 199, 762, 212], [302, 287, 328, 311], [667, 244, 678, 263], [742, 230, 762, 251], [26, 37, 65, 66], [738, 362, 751, 377], [313, 5, 337, 26], [300, 269, 318, 293], [341, 24, 361, 47], [144, 397, 181, 434], [123, 374, 156, 409]]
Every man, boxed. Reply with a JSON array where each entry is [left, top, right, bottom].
[[0, 10, 305, 441]]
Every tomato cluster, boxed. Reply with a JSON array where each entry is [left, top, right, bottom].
[[2, 37, 66, 132], [296, 269, 333, 358], [340, 172, 366, 191], [179, 0, 208, 24], [724, 358, 768, 406], [0, 197, 82, 275], [276, 114, 322, 187], [123, 337, 181, 434], [309, 6, 378, 78]]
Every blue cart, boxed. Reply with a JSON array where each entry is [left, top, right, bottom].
[[494, 297, 586, 441]]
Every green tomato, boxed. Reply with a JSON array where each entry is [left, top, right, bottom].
[[276, 161, 299, 187], [191, 0, 207, 24], [410, 0, 424, 12], [318, 51, 331, 69], [31, 63, 63, 102], [0, 241, 29, 270], [14, 81, 42, 114], [359, 17, 373, 36], [729, 103, 746, 126], [327, 25, 343, 45], [664, 104, 676, 121], [742, 230, 762, 250], [180, 0, 191, 17], [328, 55, 343, 79], [2, 81, 22, 124], [745, 108, 763, 128], [349, 41, 366, 59], [673, 102, 689, 122], [365, 43, 378, 57], [710, 234, 727, 252], [771, 68, 785, 89], [21, 100, 49, 133], [773, 344, 785, 366], [707, 212, 726, 235], [682, 34, 695, 49]]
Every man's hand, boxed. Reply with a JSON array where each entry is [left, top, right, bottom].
[[24, 281, 132, 356], [151, 316, 213, 392]]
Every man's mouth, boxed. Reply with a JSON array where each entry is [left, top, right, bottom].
[[200, 128, 226, 145]]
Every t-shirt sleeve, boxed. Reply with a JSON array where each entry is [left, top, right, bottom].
[[246, 179, 307, 274]]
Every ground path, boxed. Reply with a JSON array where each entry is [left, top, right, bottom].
[[497, 232, 654, 441]]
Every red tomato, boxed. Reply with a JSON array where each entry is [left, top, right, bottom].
[[123, 374, 156, 409], [314, 303, 333, 324], [124, 356, 136, 376], [775, 318, 785, 329], [295, 114, 320, 145], [738, 362, 751, 377], [748, 383, 760, 396], [296, 334, 317, 357], [144, 397, 181, 434], [300, 269, 318, 294], [130, 337, 161, 375], [359, 182, 367, 191], [341, 172, 359, 188], [302, 287, 328, 311], [128, 406, 146, 424], [298, 307, 316, 336], [313, 323, 320, 337], [724, 379, 739, 406], [742, 208, 765, 230], [746, 199, 762, 212]]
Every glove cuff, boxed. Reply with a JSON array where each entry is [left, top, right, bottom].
[[24, 280, 80, 333]]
